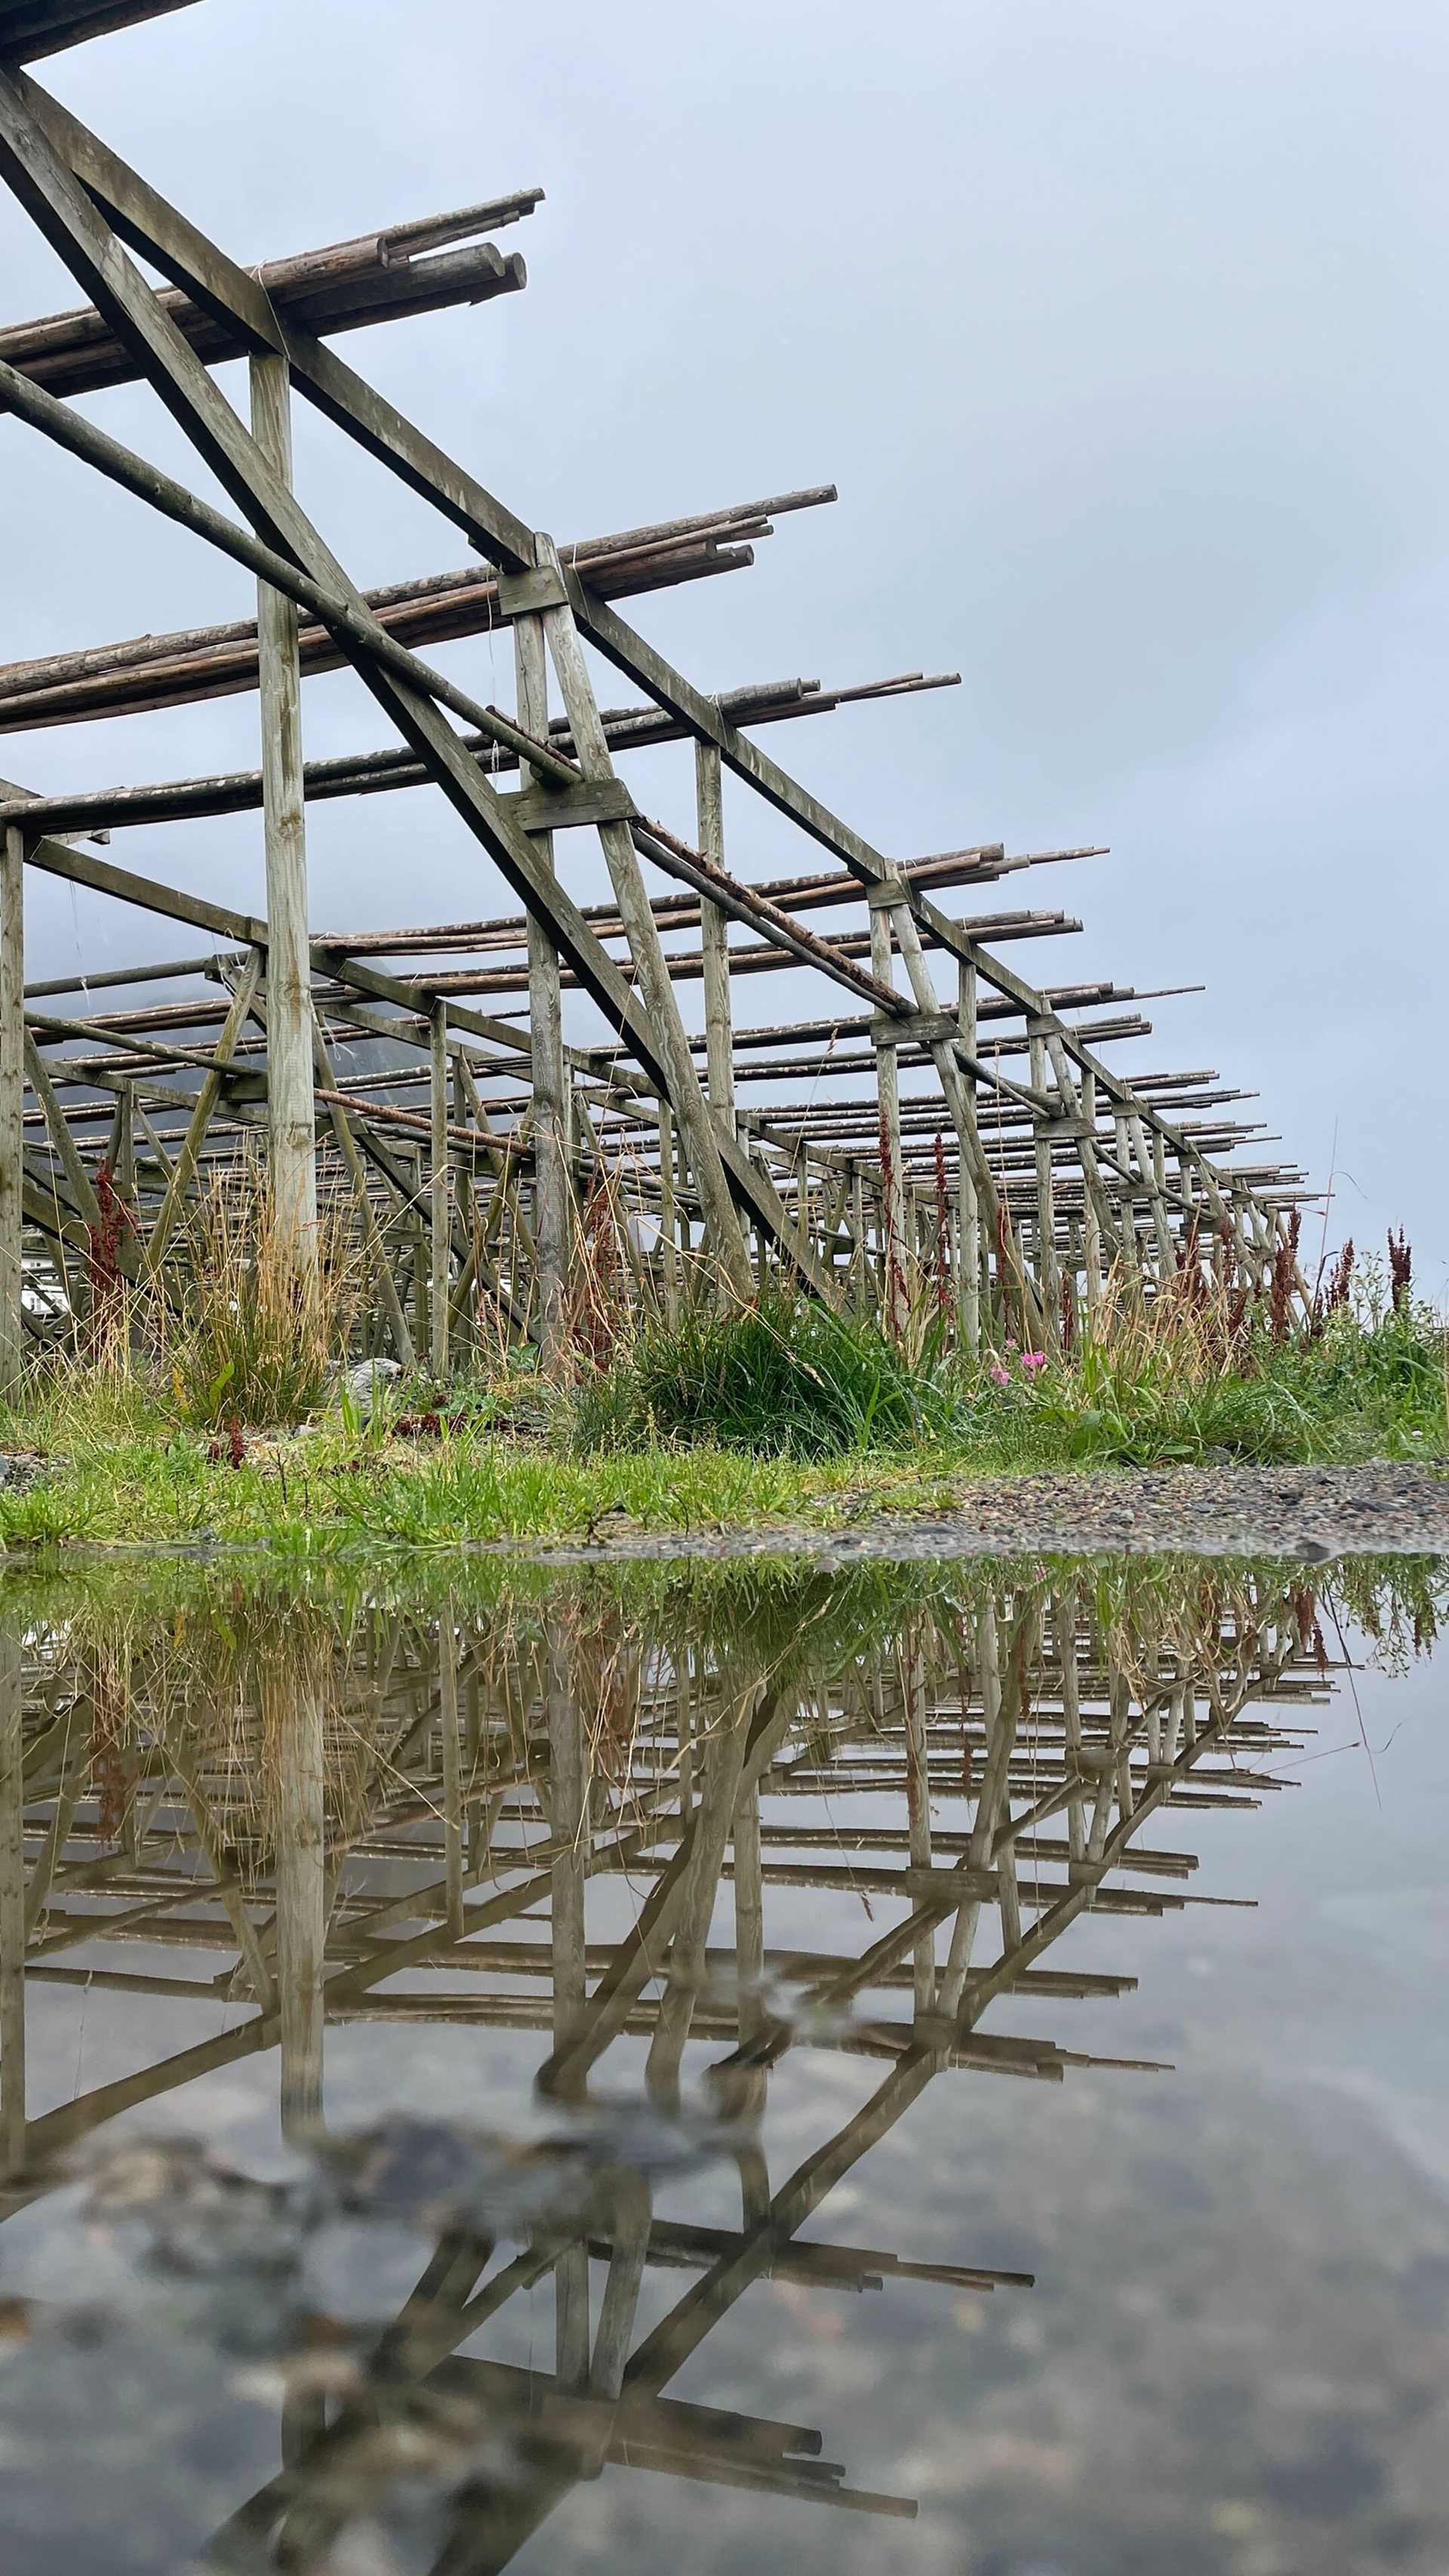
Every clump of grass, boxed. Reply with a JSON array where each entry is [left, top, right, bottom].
[[969, 1259, 1448, 1468], [1006, 1265, 1309, 1463], [571, 1290, 955, 1458], [14, 1157, 364, 1436], [157, 1161, 362, 1429]]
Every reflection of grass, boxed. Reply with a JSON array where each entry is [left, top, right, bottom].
[[26, 1550, 1430, 1900], [5, 1542, 1441, 1677], [4, 1545, 1441, 1902], [0, 1287, 1444, 1557]]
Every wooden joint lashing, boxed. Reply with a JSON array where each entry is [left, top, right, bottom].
[[497, 564, 571, 616], [508, 777, 636, 835], [872, 1005, 940, 1043]]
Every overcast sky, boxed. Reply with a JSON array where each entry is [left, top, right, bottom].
[[3, 0, 1444, 1284]]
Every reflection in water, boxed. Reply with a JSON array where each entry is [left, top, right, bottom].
[[0, 1554, 1443, 2574]]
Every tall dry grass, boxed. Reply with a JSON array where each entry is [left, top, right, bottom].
[[66, 1153, 365, 1429], [159, 1160, 363, 1427]]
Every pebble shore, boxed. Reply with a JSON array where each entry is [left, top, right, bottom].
[[520, 1463, 1449, 1563]]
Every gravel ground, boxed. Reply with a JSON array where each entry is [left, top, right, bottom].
[[511, 1463, 1449, 1564]]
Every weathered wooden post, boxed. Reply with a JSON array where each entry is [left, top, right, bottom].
[[248, 354, 317, 1289], [512, 605, 569, 1371], [0, 826, 23, 1400], [1132, 1107, 1175, 1271], [1029, 1019, 1060, 1349], [275, 1666, 326, 2142], [658, 1102, 679, 1320], [546, 1636, 589, 2384], [696, 742, 736, 1136], [956, 955, 981, 1352], [429, 997, 451, 1375], [869, 889, 908, 1338], [1078, 1065, 1104, 1322]]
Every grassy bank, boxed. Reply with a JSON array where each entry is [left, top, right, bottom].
[[1, 1274, 1444, 1556]]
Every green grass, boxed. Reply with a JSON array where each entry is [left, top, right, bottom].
[[573, 1293, 950, 1456], [0, 1296, 1444, 1558], [0, 1374, 950, 1557], [572, 1289, 1449, 1471]]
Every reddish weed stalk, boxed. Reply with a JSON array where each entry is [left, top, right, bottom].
[[84, 1158, 137, 1351], [1268, 1209, 1301, 1343]]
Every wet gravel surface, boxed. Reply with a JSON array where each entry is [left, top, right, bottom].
[[518, 1463, 1449, 1564]]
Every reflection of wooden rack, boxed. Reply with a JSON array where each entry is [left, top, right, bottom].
[[0, 0, 1315, 1399], [0, 1564, 1326, 2554]]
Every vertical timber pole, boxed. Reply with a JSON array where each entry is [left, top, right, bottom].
[[1079, 1067, 1103, 1323], [546, 1637, 590, 2384], [1029, 1021, 1060, 1349], [514, 612, 569, 1371], [697, 739, 734, 1308], [957, 954, 980, 1353], [0, 828, 23, 1400], [696, 743, 735, 1136], [657, 1103, 679, 1320], [429, 998, 451, 1377], [275, 1665, 326, 2141], [1113, 1104, 1142, 1286], [248, 355, 317, 1286], [869, 890, 907, 1338]]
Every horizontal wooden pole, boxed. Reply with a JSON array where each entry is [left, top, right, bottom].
[[1, 198, 533, 398]]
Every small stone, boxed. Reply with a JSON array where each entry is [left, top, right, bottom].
[[341, 1359, 403, 1421]]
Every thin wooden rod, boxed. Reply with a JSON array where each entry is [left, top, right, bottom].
[[315, 843, 1078, 957], [0, 503, 838, 735]]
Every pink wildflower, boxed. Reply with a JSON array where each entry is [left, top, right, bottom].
[[1021, 1351, 1048, 1373], [989, 1361, 1011, 1388]]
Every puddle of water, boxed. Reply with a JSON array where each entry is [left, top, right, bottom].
[[0, 1552, 1445, 2576]]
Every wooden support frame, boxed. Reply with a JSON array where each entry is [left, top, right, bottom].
[[0, 34, 1309, 1360]]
